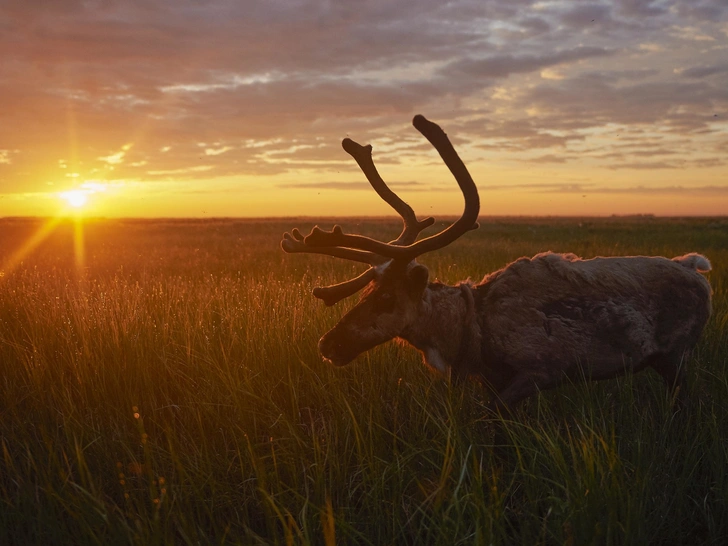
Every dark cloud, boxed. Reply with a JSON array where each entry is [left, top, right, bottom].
[[673, 0, 728, 21], [276, 180, 429, 190], [583, 185, 728, 194], [517, 76, 726, 133], [526, 154, 577, 164], [606, 161, 682, 170], [681, 65, 728, 78], [480, 183, 728, 195], [517, 16, 552, 36], [0, 0, 726, 203], [440, 46, 615, 83], [561, 4, 614, 27], [616, 0, 667, 18]]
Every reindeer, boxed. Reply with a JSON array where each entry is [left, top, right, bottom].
[[281, 115, 712, 414]]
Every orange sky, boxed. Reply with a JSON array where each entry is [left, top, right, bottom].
[[1, 1, 727, 218]]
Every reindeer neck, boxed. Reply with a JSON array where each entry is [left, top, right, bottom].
[[399, 282, 480, 375]]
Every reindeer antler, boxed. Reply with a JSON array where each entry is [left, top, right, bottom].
[[312, 266, 383, 306], [301, 137, 436, 305], [281, 115, 479, 304], [303, 115, 479, 262], [281, 228, 385, 265], [341, 138, 436, 244]]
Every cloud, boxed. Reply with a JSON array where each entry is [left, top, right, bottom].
[[478, 183, 728, 195], [204, 146, 233, 156], [0, 0, 726, 212], [616, 0, 667, 18], [680, 64, 728, 78], [670, 25, 717, 42], [98, 144, 133, 165], [561, 4, 613, 28], [276, 181, 430, 191], [580, 185, 728, 195], [526, 154, 576, 164], [513, 75, 725, 135], [147, 165, 215, 176], [606, 160, 682, 170], [271, 180, 700, 196], [439, 46, 615, 84], [0, 149, 16, 164]]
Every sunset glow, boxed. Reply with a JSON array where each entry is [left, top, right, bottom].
[[0, 2, 726, 218], [61, 190, 88, 209]]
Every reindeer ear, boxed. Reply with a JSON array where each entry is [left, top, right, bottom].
[[406, 264, 429, 299]]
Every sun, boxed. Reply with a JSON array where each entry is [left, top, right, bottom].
[[60, 190, 89, 209]]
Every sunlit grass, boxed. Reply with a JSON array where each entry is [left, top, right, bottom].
[[0, 216, 63, 277], [0, 187, 96, 278], [0, 217, 726, 544]]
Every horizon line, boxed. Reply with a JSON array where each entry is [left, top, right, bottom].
[[2, 213, 727, 222]]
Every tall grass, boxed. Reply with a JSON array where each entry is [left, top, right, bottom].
[[0, 216, 726, 545]]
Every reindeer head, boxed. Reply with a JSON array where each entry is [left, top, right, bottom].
[[282, 115, 479, 366], [318, 261, 430, 366]]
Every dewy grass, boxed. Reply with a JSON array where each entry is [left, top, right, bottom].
[[0, 216, 727, 545]]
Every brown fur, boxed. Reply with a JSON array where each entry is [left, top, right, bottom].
[[282, 117, 712, 413], [319, 252, 712, 412]]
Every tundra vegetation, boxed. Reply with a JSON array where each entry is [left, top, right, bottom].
[[0, 216, 727, 545]]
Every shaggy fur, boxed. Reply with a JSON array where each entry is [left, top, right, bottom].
[[319, 253, 712, 411]]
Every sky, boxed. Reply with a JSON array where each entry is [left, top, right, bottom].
[[1, 0, 727, 218]]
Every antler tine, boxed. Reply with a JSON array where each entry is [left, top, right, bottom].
[[406, 114, 480, 254], [312, 268, 378, 306], [304, 115, 479, 261], [341, 138, 435, 245], [281, 229, 386, 265], [306, 138, 437, 306]]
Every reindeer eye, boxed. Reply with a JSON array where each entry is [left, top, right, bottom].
[[373, 292, 396, 313]]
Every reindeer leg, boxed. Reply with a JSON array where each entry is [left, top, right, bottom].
[[487, 371, 556, 417], [485, 371, 552, 454], [650, 350, 689, 409]]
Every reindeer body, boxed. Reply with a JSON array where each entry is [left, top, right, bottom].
[[397, 252, 712, 408], [282, 116, 713, 412]]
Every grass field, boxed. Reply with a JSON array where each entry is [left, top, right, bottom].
[[1, 216, 727, 545]]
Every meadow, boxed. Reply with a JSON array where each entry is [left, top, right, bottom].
[[0, 216, 727, 545]]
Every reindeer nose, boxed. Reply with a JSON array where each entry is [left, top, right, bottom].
[[318, 332, 338, 360], [318, 329, 350, 366], [318, 335, 331, 357]]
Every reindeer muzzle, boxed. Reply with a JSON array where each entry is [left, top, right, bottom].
[[318, 332, 358, 367]]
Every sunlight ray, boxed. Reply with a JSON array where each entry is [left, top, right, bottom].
[[73, 216, 85, 274], [0, 217, 63, 278]]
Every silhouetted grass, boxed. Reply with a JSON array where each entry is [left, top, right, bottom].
[[0, 216, 726, 545]]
